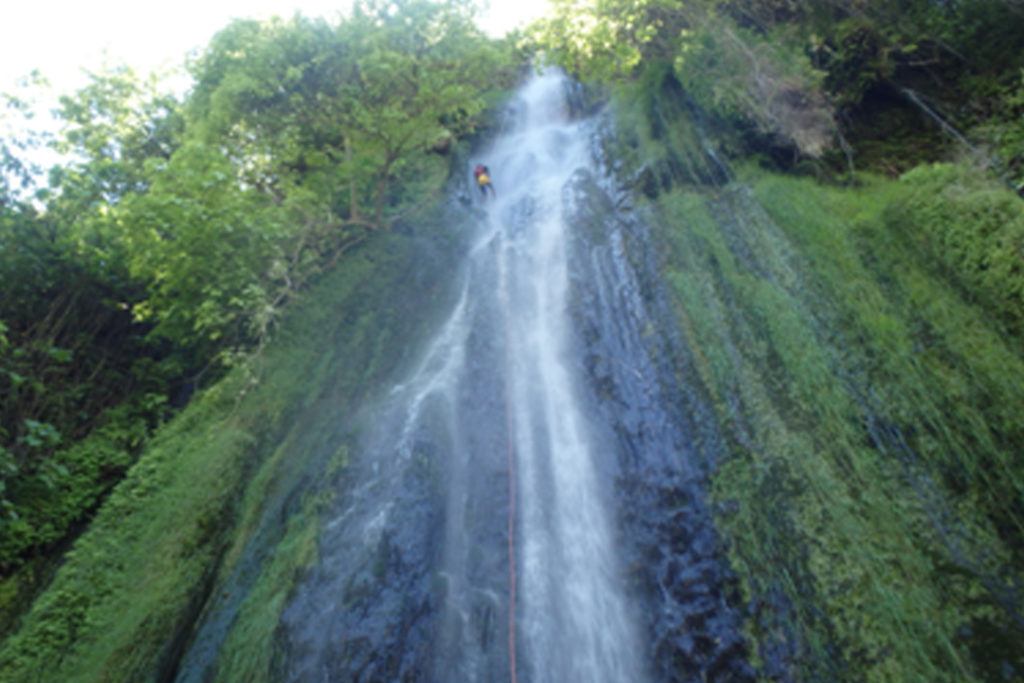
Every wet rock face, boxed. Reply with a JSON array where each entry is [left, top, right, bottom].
[[183, 70, 768, 682], [562, 161, 755, 681], [282, 456, 444, 681], [618, 477, 754, 682], [276, 88, 760, 682]]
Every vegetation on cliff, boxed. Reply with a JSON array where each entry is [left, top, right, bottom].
[[0, 218, 466, 680], [0, 0, 515, 590], [2, 0, 1023, 679], [651, 165, 1024, 680], [532, 0, 1024, 185], [534, 2, 1024, 676]]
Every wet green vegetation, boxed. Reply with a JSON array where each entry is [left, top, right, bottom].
[[0, 213, 466, 680], [573, 14, 1024, 666], [651, 162, 1024, 679], [3, 0, 1022, 677], [0, 0, 517, 601]]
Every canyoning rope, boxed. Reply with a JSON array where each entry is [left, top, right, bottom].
[[499, 233, 519, 683]]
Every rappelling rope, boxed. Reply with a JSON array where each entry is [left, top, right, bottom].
[[498, 229, 519, 683]]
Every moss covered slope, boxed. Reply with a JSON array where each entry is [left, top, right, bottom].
[[651, 164, 1024, 679], [0, 200, 467, 681]]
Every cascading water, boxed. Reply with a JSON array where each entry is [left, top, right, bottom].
[[9, 29, 1014, 681], [493, 73, 646, 682], [282, 68, 646, 682], [277, 67, 751, 681]]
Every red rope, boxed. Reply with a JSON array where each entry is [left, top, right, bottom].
[[507, 399, 518, 683], [501, 242, 519, 683]]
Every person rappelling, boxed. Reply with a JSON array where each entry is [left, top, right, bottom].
[[474, 163, 496, 199]]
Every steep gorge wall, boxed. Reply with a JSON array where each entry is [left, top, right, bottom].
[[1, 71, 1022, 682], [604, 78, 1024, 679], [0, 194, 474, 681]]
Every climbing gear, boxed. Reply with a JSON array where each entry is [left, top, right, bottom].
[[500, 245, 518, 683]]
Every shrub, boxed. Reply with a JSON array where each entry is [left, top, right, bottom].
[[886, 162, 1024, 334]]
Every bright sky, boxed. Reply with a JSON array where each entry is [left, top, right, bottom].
[[0, 0, 552, 183], [1, 0, 551, 126]]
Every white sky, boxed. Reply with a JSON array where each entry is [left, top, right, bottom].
[[1, 0, 550, 118], [0, 0, 552, 182]]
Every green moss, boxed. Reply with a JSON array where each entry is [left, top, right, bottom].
[[0, 380, 253, 681], [607, 66, 733, 196], [0, 203, 464, 680], [885, 162, 1024, 336], [212, 485, 324, 683], [656, 166, 1024, 680]]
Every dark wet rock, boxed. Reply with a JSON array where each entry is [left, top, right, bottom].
[[563, 139, 756, 681], [177, 69, 762, 683]]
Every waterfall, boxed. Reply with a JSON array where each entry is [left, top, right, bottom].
[[279, 68, 648, 681], [491, 73, 646, 682]]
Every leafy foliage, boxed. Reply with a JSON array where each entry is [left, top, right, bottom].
[[529, 0, 1024, 176], [657, 167, 1024, 680], [887, 162, 1024, 335], [529, 0, 835, 156], [0, 196, 171, 570], [0, 0, 516, 579], [0, 75, 49, 206], [973, 69, 1024, 191], [188, 2, 507, 228]]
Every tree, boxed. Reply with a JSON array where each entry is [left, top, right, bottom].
[[0, 66, 186, 567], [153, 0, 512, 354], [529, 0, 835, 157], [189, 0, 507, 231], [0, 0, 517, 572], [530, 0, 1024, 169]]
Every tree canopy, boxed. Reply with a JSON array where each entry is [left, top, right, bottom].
[[530, 0, 1024, 178], [0, 0, 516, 573]]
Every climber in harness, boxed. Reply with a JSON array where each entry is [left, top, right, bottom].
[[474, 164, 496, 199]]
